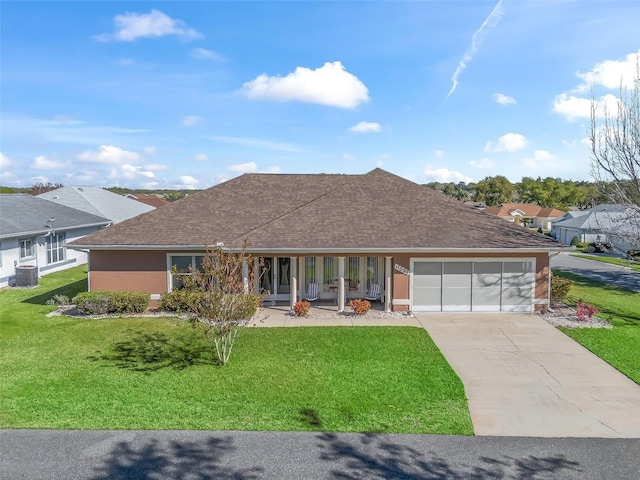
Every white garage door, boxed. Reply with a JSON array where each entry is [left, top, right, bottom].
[[412, 260, 534, 312]]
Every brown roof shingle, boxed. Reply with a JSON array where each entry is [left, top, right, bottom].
[[71, 169, 563, 251]]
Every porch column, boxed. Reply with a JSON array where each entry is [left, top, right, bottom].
[[385, 256, 392, 312], [290, 256, 298, 310], [298, 257, 305, 301], [253, 257, 260, 293], [338, 256, 345, 312], [242, 258, 249, 293]]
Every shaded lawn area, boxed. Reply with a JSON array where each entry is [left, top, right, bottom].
[[0, 266, 472, 434], [553, 270, 640, 384]]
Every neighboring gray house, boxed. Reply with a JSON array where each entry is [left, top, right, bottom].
[[0, 195, 110, 287], [38, 186, 154, 224], [551, 204, 640, 255]]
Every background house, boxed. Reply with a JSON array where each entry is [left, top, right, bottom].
[[124, 193, 169, 209], [38, 186, 155, 223], [484, 203, 566, 230], [0, 195, 110, 287], [551, 204, 640, 255], [70, 169, 566, 313]]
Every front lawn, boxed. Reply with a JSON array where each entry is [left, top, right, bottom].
[[553, 270, 640, 384], [0, 266, 472, 434]]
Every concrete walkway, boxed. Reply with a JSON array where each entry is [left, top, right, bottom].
[[418, 313, 640, 438]]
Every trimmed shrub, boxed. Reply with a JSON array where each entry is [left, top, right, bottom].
[[293, 301, 311, 317], [349, 299, 371, 316], [72, 291, 149, 315], [570, 236, 581, 246], [159, 289, 202, 313], [550, 273, 573, 304]]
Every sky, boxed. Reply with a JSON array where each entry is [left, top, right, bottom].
[[1, 1, 639, 190]]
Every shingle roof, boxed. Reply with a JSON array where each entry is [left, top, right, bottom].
[[552, 204, 631, 230], [485, 203, 565, 218], [126, 194, 170, 208], [70, 169, 564, 251], [0, 194, 111, 240], [38, 186, 154, 223]]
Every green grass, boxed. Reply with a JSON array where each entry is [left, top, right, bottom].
[[553, 270, 640, 384], [570, 253, 640, 272], [0, 266, 472, 434]]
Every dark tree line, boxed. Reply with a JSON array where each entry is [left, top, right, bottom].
[[425, 176, 608, 210]]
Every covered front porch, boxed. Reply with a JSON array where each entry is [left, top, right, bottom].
[[250, 255, 393, 313]]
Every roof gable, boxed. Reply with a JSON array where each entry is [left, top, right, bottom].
[[38, 186, 154, 223], [71, 169, 562, 251], [0, 194, 111, 239]]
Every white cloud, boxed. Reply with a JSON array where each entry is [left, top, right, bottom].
[[348, 121, 381, 133], [492, 93, 516, 106], [77, 145, 142, 164], [109, 164, 156, 180], [241, 61, 370, 109], [576, 50, 640, 91], [174, 175, 199, 189], [342, 153, 355, 161], [190, 48, 224, 61], [228, 162, 257, 174], [470, 158, 493, 169], [96, 9, 202, 42], [190, 153, 210, 162], [425, 166, 473, 183], [522, 150, 556, 168], [182, 115, 201, 127], [552, 93, 618, 121], [31, 155, 66, 170], [115, 58, 136, 67], [145, 163, 169, 171], [143, 146, 156, 155], [0, 152, 12, 168], [484, 133, 527, 152], [434, 149, 445, 158], [262, 166, 281, 173], [447, 0, 504, 98]]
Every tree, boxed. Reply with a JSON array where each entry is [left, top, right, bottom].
[[516, 176, 585, 210], [163, 192, 186, 202], [175, 243, 263, 365], [589, 62, 640, 253], [30, 182, 63, 195], [473, 176, 513, 206]]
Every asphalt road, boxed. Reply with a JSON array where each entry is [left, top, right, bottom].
[[550, 252, 640, 292], [1, 430, 639, 480]]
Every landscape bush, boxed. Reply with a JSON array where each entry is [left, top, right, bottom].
[[72, 291, 149, 315], [293, 300, 311, 317], [159, 289, 203, 313], [349, 299, 371, 316], [627, 249, 640, 261], [550, 273, 573, 304]]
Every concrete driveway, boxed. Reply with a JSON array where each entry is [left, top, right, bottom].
[[418, 313, 640, 438]]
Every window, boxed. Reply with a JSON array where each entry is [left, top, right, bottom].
[[169, 254, 205, 289], [19, 239, 34, 260], [305, 257, 316, 283], [46, 233, 66, 265], [323, 257, 335, 293]]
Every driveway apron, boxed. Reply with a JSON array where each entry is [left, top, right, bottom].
[[417, 313, 640, 438]]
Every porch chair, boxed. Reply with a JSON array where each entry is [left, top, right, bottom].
[[305, 282, 320, 303], [365, 283, 381, 302]]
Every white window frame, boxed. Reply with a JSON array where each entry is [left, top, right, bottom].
[[19, 238, 35, 260], [167, 253, 205, 290], [46, 233, 66, 265]]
